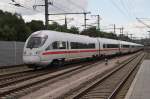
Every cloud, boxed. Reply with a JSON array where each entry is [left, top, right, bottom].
[[0, 0, 88, 15], [123, 20, 150, 38], [0, 0, 88, 28]]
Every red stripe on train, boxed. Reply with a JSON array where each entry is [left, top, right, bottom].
[[42, 50, 98, 55], [42, 48, 128, 55]]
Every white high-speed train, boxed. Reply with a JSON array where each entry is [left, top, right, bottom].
[[23, 30, 143, 68]]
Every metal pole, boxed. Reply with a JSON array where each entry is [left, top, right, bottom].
[[65, 16, 67, 29], [114, 24, 116, 34], [126, 32, 129, 41], [14, 41, 16, 65], [98, 15, 100, 31], [48, 12, 91, 30], [122, 27, 124, 35], [91, 15, 100, 31], [120, 28, 122, 40], [45, 0, 49, 30], [84, 13, 87, 29], [148, 31, 150, 39]]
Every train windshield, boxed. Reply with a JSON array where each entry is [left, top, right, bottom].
[[27, 35, 48, 49]]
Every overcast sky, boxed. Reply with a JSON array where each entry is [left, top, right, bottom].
[[0, 0, 150, 39]]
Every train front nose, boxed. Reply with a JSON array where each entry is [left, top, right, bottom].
[[23, 55, 40, 65]]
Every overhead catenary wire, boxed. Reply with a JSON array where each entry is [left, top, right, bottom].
[[10, 0, 41, 12], [50, 3, 77, 25], [66, 0, 85, 11], [136, 18, 150, 28], [119, 0, 135, 20], [108, 0, 132, 21], [50, 0, 83, 25], [52, 4, 68, 13], [125, 0, 137, 18], [52, 1, 73, 13], [108, 0, 142, 37]]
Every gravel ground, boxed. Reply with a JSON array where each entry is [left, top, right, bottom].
[[21, 54, 136, 99]]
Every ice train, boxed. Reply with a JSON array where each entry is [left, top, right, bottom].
[[23, 30, 143, 68]]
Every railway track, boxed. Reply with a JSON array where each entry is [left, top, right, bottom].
[[0, 52, 141, 98], [0, 57, 106, 98], [0, 57, 100, 80], [0, 65, 25, 70], [0, 62, 89, 88], [0, 58, 104, 87], [62, 52, 144, 99], [0, 65, 31, 76]]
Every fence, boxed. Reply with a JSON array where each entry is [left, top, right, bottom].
[[0, 41, 24, 66]]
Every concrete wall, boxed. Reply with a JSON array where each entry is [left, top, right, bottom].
[[0, 41, 24, 66]]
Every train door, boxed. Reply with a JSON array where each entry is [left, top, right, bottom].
[[98, 42, 101, 56], [66, 41, 79, 60], [66, 41, 70, 60], [96, 38, 101, 56]]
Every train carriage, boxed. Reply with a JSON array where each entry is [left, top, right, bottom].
[[120, 41, 131, 53], [23, 30, 98, 67], [98, 38, 120, 56], [23, 30, 143, 68]]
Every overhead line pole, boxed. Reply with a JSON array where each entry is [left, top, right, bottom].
[[98, 15, 100, 31], [84, 13, 87, 29], [120, 27, 124, 40], [114, 24, 116, 34], [33, 0, 53, 30], [91, 15, 101, 31], [128, 34, 133, 41], [148, 31, 150, 39], [65, 16, 67, 29], [45, 0, 49, 30]]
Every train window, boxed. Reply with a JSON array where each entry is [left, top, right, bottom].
[[123, 45, 130, 48], [70, 42, 78, 49], [27, 35, 48, 49], [71, 42, 95, 49], [88, 43, 95, 49], [60, 42, 66, 49], [103, 44, 119, 48], [52, 41, 66, 49], [108, 44, 119, 48], [103, 44, 107, 48], [132, 45, 136, 48]]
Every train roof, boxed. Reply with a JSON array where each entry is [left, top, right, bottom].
[[31, 30, 143, 46], [97, 37, 119, 44], [32, 30, 97, 43], [121, 40, 143, 46]]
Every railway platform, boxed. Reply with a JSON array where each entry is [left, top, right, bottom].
[[125, 58, 150, 99]]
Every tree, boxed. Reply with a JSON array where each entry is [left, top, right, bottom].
[[81, 26, 99, 37], [48, 22, 59, 30], [80, 26, 118, 39], [0, 10, 31, 41], [26, 20, 44, 33], [0, 10, 123, 41], [48, 22, 79, 34], [68, 26, 79, 34]]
